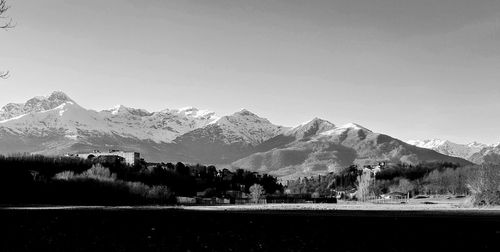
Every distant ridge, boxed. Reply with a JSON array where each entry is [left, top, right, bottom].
[[407, 139, 491, 163]]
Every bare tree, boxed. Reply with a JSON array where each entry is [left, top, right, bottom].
[[1, 0, 13, 79], [467, 165, 500, 206], [249, 184, 265, 204], [355, 171, 371, 201], [0, 0, 12, 29]]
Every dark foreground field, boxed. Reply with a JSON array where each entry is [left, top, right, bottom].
[[0, 208, 499, 252]]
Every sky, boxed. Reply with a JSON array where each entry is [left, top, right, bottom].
[[1, 0, 500, 144]]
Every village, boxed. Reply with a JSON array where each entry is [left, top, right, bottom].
[[63, 150, 418, 206]]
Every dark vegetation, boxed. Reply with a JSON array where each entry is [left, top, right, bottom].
[[0, 154, 283, 205], [2, 154, 498, 206], [286, 162, 500, 205]]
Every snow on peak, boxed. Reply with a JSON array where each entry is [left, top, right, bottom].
[[179, 107, 217, 119], [319, 122, 371, 137], [96, 106, 219, 143], [103, 105, 152, 117], [338, 122, 371, 131], [0, 100, 103, 138], [296, 117, 330, 127], [0, 91, 76, 121], [287, 118, 336, 139], [467, 141, 489, 149], [407, 139, 486, 160], [407, 139, 449, 148], [107, 105, 127, 115], [159, 107, 218, 120], [212, 110, 286, 145]]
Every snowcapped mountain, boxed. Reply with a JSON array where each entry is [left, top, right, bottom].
[[99, 105, 219, 143], [0, 92, 220, 153], [406, 139, 488, 162], [0, 91, 287, 164], [469, 145, 500, 164], [0, 91, 74, 121], [169, 109, 288, 164], [0, 91, 480, 178], [0, 101, 108, 139]]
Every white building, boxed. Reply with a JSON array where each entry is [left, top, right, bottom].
[[75, 150, 140, 166]]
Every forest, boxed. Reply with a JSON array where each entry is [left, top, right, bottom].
[[0, 154, 282, 205]]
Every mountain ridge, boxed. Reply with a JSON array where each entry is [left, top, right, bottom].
[[0, 91, 481, 178], [406, 139, 492, 163]]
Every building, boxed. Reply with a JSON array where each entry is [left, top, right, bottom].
[[75, 150, 140, 166], [362, 161, 388, 178]]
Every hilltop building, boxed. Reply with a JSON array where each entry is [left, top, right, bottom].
[[362, 161, 387, 177], [73, 150, 140, 166]]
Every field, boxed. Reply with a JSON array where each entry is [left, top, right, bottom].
[[1, 202, 500, 251], [184, 196, 500, 211]]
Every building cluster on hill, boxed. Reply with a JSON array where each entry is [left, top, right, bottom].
[[67, 150, 141, 166], [362, 161, 387, 177]]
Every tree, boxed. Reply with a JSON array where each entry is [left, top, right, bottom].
[[1, 0, 13, 79], [249, 184, 265, 204], [355, 171, 372, 201], [391, 178, 414, 195], [174, 162, 189, 176], [467, 165, 500, 206]]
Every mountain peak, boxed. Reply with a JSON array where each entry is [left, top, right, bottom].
[[232, 109, 258, 117], [25, 91, 74, 104], [219, 109, 270, 125], [287, 117, 336, 139], [0, 91, 77, 121], [48, 91, 73, 102], [296, 117, 335, 128], [202, 109, 285, 145], [318, 122, 371, 137], [104, 105, 152, 117]]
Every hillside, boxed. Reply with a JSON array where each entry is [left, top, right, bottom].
[[233, 123, 472, 180]]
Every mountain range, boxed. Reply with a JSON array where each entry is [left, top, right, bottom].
[[0, 91, 485, 179], [406, 139, 500, 164]]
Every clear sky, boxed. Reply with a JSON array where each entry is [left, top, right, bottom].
[[1, 0, 500, 144]]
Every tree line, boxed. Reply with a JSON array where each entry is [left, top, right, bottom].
[[285, 162, 500, 206], [0, 154, 283, 205]]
